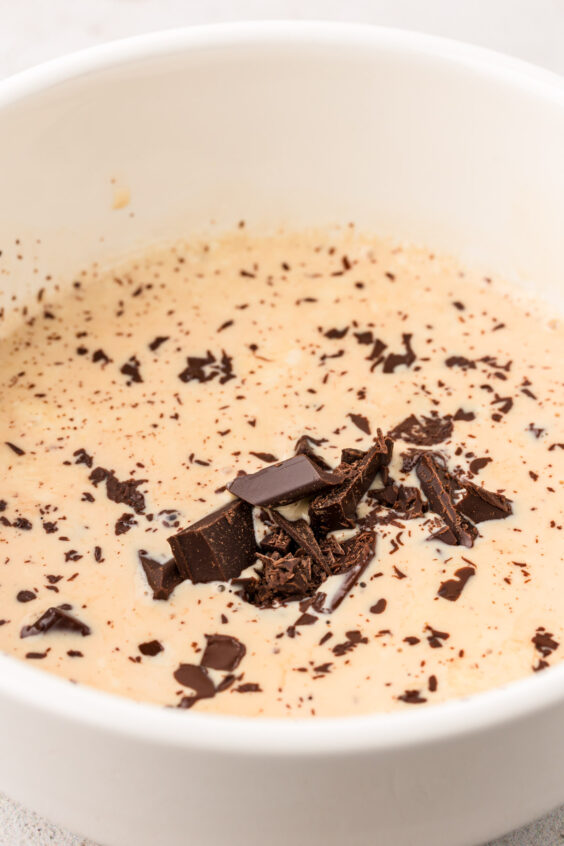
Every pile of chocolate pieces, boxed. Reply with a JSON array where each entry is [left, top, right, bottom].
[[140, 424, 512, 610]]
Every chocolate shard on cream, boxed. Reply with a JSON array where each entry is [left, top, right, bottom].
[[309, 432, 393, 534], [227, 453, 341, 507], [139, 552, 183, 600], [416, 453, 477, 547], [201, 634, 246, 671], [20, 606, 91, 638], [456, 482, 513, 523], [168, 499, 257, 583], [268, 509, 330, 574]]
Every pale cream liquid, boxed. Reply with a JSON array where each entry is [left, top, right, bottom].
[[0, 228, 562, 717]]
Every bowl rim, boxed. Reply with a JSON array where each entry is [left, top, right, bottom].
[[0, 19, 563, 757]]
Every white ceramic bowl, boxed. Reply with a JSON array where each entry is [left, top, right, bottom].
[[0, 22, 563, 846]]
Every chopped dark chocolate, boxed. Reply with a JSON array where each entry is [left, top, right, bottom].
[[248, 451, 279, 464], [260, 528, 293, 555], [456, 482, 513, 523], [16, 590, 36, 603], [268, 510, 330, 573], [120, 355, 143, 384], [398, 690, 427, 704], [309, 433, 392, 534], [532, 628, 559, 657], [227, 454, 341, 507], [369, 483, 425, 519], [20, 606, 91, 638], [318, 531, 377, 612], [89, 467, 146, 513], [370, 599, 387, 614], [240, 554, 317, 607], [168, 499, 257, 584], [416, 453, 477, 547], [438, 565, 475, 601], [389, 412, 453, 446], [178, 350, 235, 385], [201, 634, 246, 671], [148, 335, 169, 351], [138, 551, 183, 600], [5, 442, 25, 456]]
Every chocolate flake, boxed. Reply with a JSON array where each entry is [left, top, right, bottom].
[[21, 606, 91, 638], [248, 451, 279, 464], [438, 565, 475, 601], [347, 413, 371, 435], [168, 499, 257, 584], [294, 434, 331, 470], [148, 335, 169, 351], [269, 510, 329, 573], [201, 634, 246, 671], [5, 442, 25, 456], [532, 628, 559, 658], [89, 467, 146, 513], [174, 664, 216, 708], [456, 482, 512, 524], [389, 412, 453, 446], [370, 599, 387, 614], [139, 640, 164, 656], [178, 350, 235, 385], [398, 690, 427, 704], [16, 590, 36, 603], [228, 454, 341, 507], [120, 355, 143, 384]]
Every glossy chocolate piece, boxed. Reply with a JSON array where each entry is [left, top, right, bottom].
[[227, 454, 341, 507]]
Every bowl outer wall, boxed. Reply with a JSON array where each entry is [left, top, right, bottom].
[[0, 21, 563, 846]]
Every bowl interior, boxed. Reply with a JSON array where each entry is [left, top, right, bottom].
[[0, 24, 563, 749]]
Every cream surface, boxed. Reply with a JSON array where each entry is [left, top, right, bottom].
[[0, 228, 562, 717]]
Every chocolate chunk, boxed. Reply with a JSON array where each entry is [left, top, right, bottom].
[[324, 327, 349, 339], [438, 565, 475, 601], [12, 517, 32, 530], [309, 433, 392, 533], [416, 454, 477, 547], [174, 664, 216, 708], [347, 413, 371, 435], [240, 554, 318, 607], [294, 434, 332, 470], [149, 335, 169, 351], [92, 348, 111, 365], [425, 625, 450, 648], [228, 454, 341, 507], [168, 499, 257, 584], [369, 483, 425, 519], [201, 634, 246, 671], [16, 591, 36, 603], [268, 510, 330, 573], [138, 551, 183, 600], [139, 640, 164, 656], [21, 606, 91, 638], [260, 528, 293, 555], [456, 482, 512, 523], [5, 442, 25, 456], [389, 412, 453, 446]]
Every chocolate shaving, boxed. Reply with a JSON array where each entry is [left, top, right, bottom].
[[268, 510, 330, 573], [168, 499, 257, 584], [21, 606, 91, 638], [398, 690, 427, 704], [5, 442, 25, 456], [120, 355, 143, 384], [89, 467, 146, 513], [178, 350, 235, 385], [174, 664, 216, 708]]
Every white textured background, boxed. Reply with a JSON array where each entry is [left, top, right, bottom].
[[0, 1, 563, 844]]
